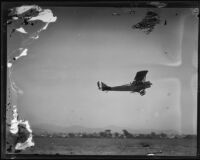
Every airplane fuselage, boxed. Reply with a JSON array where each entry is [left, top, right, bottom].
[[102, 81, 152, 92]]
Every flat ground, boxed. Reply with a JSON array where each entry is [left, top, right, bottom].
[[19, 137, 196, 156]]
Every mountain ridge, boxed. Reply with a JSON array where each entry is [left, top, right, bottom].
[[31, 123, 179, 135]]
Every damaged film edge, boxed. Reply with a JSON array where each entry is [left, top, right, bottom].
[[7, 4, 57, 152]]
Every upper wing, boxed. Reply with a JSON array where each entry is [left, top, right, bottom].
[[134, 70, 148, 82]]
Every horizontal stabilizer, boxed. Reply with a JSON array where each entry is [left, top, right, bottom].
[[97, 81, 111, 91]]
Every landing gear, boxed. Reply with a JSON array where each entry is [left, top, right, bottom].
[[140, 90, 146, 96]]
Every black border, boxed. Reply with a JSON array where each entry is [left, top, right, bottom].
[[1, 0, 200, 159]]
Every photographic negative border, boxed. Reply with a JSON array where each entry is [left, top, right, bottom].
[[1, 0, 200, 159]]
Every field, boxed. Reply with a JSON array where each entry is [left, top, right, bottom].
[[20, 137, 196, 156]]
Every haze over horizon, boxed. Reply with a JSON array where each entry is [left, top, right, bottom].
[[8, 7, 198, 135]]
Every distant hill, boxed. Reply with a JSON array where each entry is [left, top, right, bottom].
[[32, 124, 102, 134], [31, 123, 179, 135]]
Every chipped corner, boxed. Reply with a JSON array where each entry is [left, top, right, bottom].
[[6, 106, 35, 153]]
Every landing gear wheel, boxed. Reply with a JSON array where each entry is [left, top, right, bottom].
[[140, 90, 146, 96]]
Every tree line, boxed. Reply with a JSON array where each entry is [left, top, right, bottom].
[[34, 129, 196, 139]]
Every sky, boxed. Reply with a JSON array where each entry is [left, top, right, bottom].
[[7, 7, 198, 134]]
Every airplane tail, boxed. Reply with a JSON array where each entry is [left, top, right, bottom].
[[97, 81, 111, 91]]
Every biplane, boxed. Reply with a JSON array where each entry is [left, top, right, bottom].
[[97, 70, 152, 96]]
